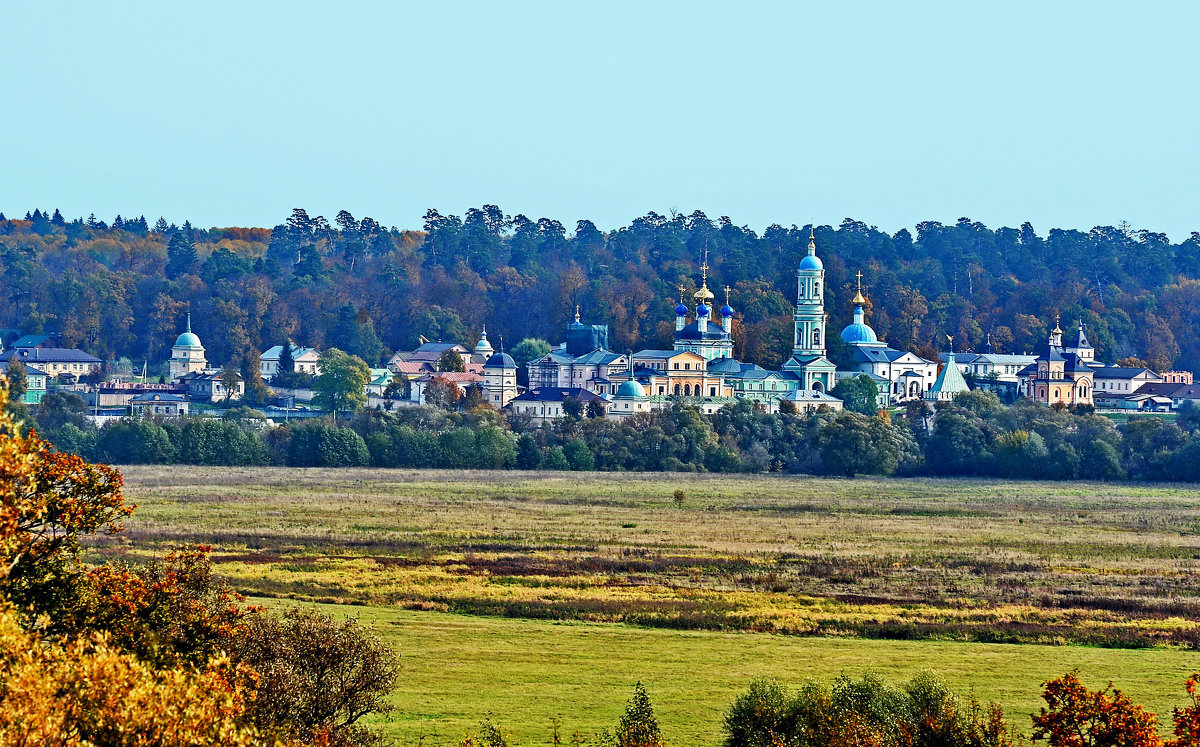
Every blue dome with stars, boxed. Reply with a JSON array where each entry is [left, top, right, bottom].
[[674, 302, 688, 316], [696, 304, 710, 318]]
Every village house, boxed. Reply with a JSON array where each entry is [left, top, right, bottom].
[[130, 391, 190, 417], [260, 344, 321, 381]]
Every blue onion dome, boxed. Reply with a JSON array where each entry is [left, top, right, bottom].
[[696, 303, 710, 318], [485, 352, 517, 369], [840, 314, 878, 345], [720, 304, 734, 317], [616, 380, 646, 398], [674, 302, 689, 316]]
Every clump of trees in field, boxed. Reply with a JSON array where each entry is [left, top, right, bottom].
[[15, 381, 1200, 484], [0, 383, 400, 746]]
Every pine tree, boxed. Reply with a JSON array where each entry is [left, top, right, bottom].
[[113, 215, 125, 229], [165, 232, 197, 278], [86, 213, 97, 228], [153, 217, 169, 233], [278, 340, 296, 377], [50, 209, 65, 226]]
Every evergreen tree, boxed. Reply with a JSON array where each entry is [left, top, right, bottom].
[[278, 340, 296, 377], [153, 217, 169, 233], [50, 209, 65, 226], [165, 232, 197, 278]]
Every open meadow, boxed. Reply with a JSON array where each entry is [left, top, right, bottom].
[[104, 467, 1200, 742]]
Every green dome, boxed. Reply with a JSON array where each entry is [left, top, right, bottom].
[[174, 331, 203, 348], [616, 380, 646, 398]]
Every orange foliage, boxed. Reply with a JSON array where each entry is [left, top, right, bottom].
[[0, 384, 131, 612], [1032, 671, 1161, 746], [78, 546, 255, 668], [0, 606, 263, 747]]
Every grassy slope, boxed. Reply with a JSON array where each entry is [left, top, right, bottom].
[[333, 605, 1200, 745]]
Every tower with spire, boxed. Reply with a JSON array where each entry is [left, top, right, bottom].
[[482, 336, 518, 406], [671, 244, 734, 361], [168, 311, 207, 382], [782, 226, 837, 391]]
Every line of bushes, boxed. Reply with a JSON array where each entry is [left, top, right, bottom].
[[15, 386, 1200, 482]]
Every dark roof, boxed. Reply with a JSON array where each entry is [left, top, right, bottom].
[[1035, 342, 1064, 362], [570, 349, 624, 365], [130, 392, 188, 403], [10, 334, 55, 349], [633, 349, 692, 359], [511, 387, 605, 403], [414, 342, 467, 354], [484, 352, 517, 368], [1063, 353, 1093, 373], [674, 320, 732, 342], [1070, 323, 1092, 349], [1132, 381, 1186, 398], [706, 357, 745, 374], [0, 347, 101, 364], [1090, 366, 1155, 380]]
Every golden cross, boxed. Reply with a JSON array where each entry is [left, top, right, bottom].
[[724, 285, 731, 305], [678, 284, 685, 303], [856, 271, 863, 290]]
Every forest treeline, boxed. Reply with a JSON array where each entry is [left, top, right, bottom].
[[2, 207, 1199, 374]]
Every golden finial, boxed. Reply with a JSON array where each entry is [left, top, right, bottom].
[[724, 285, 731, 306], [1053, 314, 1062, 334], [851, 270, 866, 305], [574, 305, 581, 323], [946, 333, 954, 349], [808, 224, 816, 250], [693, 244, 715, 302], [678, 284, 685, 304]]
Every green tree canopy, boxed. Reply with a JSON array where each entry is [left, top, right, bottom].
[[313, 348, 370, 417]]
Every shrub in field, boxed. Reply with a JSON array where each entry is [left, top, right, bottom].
[[230, 607, 401, 747], [598, 682, 665, 747], [1031, 670, 1160, 746], [723, 672, 1018, 747]]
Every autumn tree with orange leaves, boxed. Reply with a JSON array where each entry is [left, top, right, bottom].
[[0, 382, 399, 746]]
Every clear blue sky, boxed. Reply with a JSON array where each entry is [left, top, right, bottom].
[[3, 1, 1197, 239]]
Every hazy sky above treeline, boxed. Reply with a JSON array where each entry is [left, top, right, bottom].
[[3, 1, 1197, 239]]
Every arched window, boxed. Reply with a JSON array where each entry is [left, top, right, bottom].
[[674, 384, 681, 396], [812, 330, 821, 347], [684, 384, 692, 396]]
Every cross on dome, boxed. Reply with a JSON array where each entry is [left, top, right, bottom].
[[851, 271, 867, 306]]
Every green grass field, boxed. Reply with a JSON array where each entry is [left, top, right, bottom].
[[102, 467, 1200, 744], [328, 605, 1200, 744]]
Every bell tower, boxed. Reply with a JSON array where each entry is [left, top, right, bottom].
[[791, 227, 827, 358]]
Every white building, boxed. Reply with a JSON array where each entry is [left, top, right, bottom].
[[260, 344, 321, 381], [168, 313, 207, 382], [838, 276, 937, 401], [482, 351, 519, 407]]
